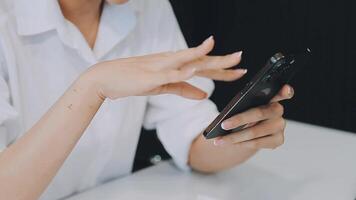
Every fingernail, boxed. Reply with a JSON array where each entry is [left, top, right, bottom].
[[214, 138, 225, 146], [203, 35, 214, 44], [221, 121, 232, 130], [288, 86, 294, 98], [236, 69, 248, 74], [233, 51, 243, 58]]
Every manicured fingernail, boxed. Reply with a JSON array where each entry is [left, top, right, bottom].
[[221, 121, 232, 130], [288, 86, 294, 98], [236, 69, 248, 74], [214, 138, 225, 146], [233, 51, 243, 58], [203, 35, 214, 44]]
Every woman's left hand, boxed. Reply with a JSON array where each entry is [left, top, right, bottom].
[[213, 84, 294, 149]]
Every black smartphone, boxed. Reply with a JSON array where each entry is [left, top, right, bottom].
[[203, 49, 311, 139]]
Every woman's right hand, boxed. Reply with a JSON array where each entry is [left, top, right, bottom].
[[81, 36, 246, 100]]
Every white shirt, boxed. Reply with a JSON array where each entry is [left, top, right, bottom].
[[0, 0, 219, 199]]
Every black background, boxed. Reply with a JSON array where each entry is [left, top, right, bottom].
[[133, 0, 356, 171]]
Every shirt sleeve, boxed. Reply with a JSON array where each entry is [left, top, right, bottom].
[[0, 39, 18, 152], [143, 0, 219, 171]]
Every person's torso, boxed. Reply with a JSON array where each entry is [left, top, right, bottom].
[[0, 0, 177, 199]]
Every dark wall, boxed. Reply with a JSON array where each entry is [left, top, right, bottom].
[[133, 0, 356, 171], [170, 0, 356, 133]]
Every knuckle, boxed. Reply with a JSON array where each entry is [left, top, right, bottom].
[[275, 133, 285, 147], [279, 118, 287, 131], [269, 133, 284, 150], [271, 103, 284, 116], [275, 118, 286, 132], [255, 108, 265, 119]]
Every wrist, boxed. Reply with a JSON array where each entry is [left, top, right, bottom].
[[75, 70, 106, 104], [77, 66, 106, 102]]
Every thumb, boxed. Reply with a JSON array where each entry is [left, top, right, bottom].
[[147, 82, 207, 100]]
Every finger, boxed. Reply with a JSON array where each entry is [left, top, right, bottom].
[[270, 84, 294, 102], [184, 51, 243, 71], [221, 102, 284, 131], [149, 82, 207, 100], [196, 69, 247, 82], [216, 118, 286, 144], [170, 36, 215, 67], [237, 132, 285, 149], [155, 67, 197, 85]]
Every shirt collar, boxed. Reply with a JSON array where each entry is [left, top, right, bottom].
[[93, 2, 137, 59], [14, 0, 64, 36], [14, 0, 138, 62]]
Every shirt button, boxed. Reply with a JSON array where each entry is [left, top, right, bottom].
[[149, 155, 162, 165]]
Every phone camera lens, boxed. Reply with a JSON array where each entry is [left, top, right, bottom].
[[271, 53, 285, 63]]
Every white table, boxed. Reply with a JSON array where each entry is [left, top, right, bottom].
[[68, 121, 356, 200]]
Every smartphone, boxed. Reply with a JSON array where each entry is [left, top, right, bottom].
[[203, 48, 311, 139]]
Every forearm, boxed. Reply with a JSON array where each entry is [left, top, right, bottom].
[[189, 134, 257, 173], [0, 77, 103, 200]]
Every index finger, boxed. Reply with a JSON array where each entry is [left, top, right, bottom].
[[169, 36, 215, 68], [221, 102, 284, 131]]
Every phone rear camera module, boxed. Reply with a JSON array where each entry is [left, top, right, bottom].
[[271, 53, 285, 63]]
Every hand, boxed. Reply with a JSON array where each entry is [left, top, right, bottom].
[[81, 36, 246, 100], [213, 85, 294, 149]]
